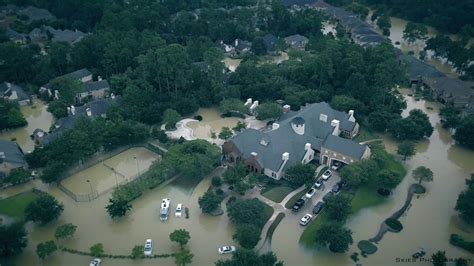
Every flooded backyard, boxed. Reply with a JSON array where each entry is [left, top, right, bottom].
[[0, 99, 53, 153], [60, 147, 160, 195], [187, 108, 242, 140], [271, 90, 474, 265]]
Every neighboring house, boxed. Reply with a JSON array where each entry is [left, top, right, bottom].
[[217, 40, 236, 55], [41, 96, 121, 145], [234, 39, 252, 54], [0, 82, 30, 105], [462, 100, 474, 118], [421, 76, 474, 107], [398, 52, 446, 84], [0, 140, 27, 176], [40, 68, 93, 97], [78, 79, 110, 101], [29, 26, 87, 45], [262, 34, 278, 54], [5, 28, 27, 44], [223, 102, 370, 180], [284, 34, 309, 49], [16, 6, 54, 24], [31, 128, 47, 146], [282, 0, 317, 7]]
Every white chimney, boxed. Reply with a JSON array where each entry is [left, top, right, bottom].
[[86, 107, 92, 117], [283, 104, 291, 113], [272, 123, 280, 130], [250, 101, 259, 112], [6, 82, 11, 88], [234, 39, 239, 46], [305, 143, 311, 150], [331, 119, 340, 135], [111, 93, 115, 99], [67, 106, 71, 115], [244, 98, 252, 106], [282, 152, 289, 161], [348, 110, 355, 122], [37, 131, 44, 138], [98, 75, 102, 81], [54, 90, 60, 99], [70, 105, 76, 115], [320, 114, 328, 122], [251, 152, 258, 157]]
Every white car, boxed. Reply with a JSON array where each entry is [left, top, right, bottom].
[[89, 258, 101, 266], [305, 188, 316, 199], [314, 179, 323, 189], [218, 245, 236, 254], [175, 203, 183, 217], [144, 239, 153, 256], [299, 213, 313, 226], [331, 162, 342, 171], [321, 170, 332, 181]]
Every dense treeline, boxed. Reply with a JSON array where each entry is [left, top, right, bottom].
[[328, 0, 474, 36], [0, 99, 27, 130]]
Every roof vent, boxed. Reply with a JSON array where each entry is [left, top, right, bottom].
[[282, 152, 289, 161], [251, 152, 258, 157], [320, 114, 328, 122]]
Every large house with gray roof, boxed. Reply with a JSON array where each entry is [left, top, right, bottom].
[[223, 102, 371, 180], [0, 82, 30, 105], [0, 140, 27, 177]]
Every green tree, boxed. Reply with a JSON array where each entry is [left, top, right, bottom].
[[46, 77, 85, 118], [175, 248, 194, 266], [198, 190, 223, 213], [170, 229, 191, 248], [377, 15, 391, 36], [455, 174, 474, 224], [219, 99, 249, 115], [389, 109, 433, 140], [219, 127, 233, 140], [233, 121, 247, 132], [368, 109, 400, 132], [403, 22, 428, 43], [455, 258, 469, 266], [454, 115, 474, 150], [251, 37, 267, 56], [54, 223, 77, 240], [163, 108, 181, 130], [412, 166, 434, 185], [285, 163, 314, 187], [397, 141, 415, 160], [0, 99, 27, 130], [223, 163, 247, 185], [255, 103, 283, 120], [315, 223, 353, 253], [215, 250, 282, 266], [439, 106, 461, 129], [324, 194, 352, 222], [25, 194, 64, 225], [212, 176, 222, 187], [0, 222, 27, 257], [227, 198, 266, 227], [377, 169, 402, 190], [36, 240, 57, 260], [131, 245, 143, 259], [330, 95, 366, 115], [89, 243, 105, 258], [5, 168, 30, 185], [105, 198, 132, 218], [431, 250, 447, 266], [233, 223, 261, 249]]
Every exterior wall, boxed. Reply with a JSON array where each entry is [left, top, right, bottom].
[[264, 167, 283, 180], [352, 123, 360, 138], [0, 162, 23, 175], [80, 75, 93, 83], [301, 148, 315, 164], [320, 147, 359, 166]]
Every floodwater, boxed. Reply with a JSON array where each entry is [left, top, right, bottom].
[[223, 57, 242, 72], [271, 90, 474, 265], [0, 99, 53, 153], [60, 147, 160, 195], [187, 108, 242, 140]]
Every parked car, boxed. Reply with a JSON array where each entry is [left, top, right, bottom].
[[314, 179, 323, 189], [322, 191, 333, 202], [89, 258, 101, 266], [299, 213, 313, 226], [218, 246, 236, 254], [331, 184, 341, 193], [305, 188, 316, 199], [312, 201, 325, 215], [331, 162, 342, 171], [144, 239, 153, 256], [175, 203, 183, 217], [292, 198, 306, 212], [321, 170, 332, 181]]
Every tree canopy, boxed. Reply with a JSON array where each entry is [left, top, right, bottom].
[[0, 222, 27, 257], [455, 174, 474, 224], [285, 164, 314, 188], [454, 116, 474, 150], [25, 194, 64, 225], [215, 250, 283, 266], [315, 223, 353, 253], [0, 99, 27, 130], [412, 166, 434, 185], [170, 229, 191, 248]]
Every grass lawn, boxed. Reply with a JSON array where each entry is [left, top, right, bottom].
[[300, 212, 329, 246], [0, 191, 40, 221], [354, 126, 378, 142], [267, 213, 285, 241], [262, 186, 294, 203], [350, 186, 385, 214], [284, 190, 307, 209], [262, 203, 274, 225]]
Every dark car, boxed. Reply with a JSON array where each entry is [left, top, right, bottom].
[[322, 191, 333, 202], [331, 184, 341, 193], [292, 198, 306, 212], [312, 201, 325, 215]]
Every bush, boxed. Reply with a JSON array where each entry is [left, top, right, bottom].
[[450, 234, 474, 253], [212, 176, 222, 187], [357, 240, 378, 255], [412, 183, 426, 194], [215, 188, 224, 195], [385, 218, 403, 232], [194, 115, 203, 121]]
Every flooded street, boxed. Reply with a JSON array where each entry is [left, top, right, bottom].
[[187, 108, 242, 140], [0, 99, 53, 153], [271, 90, 474, 265]]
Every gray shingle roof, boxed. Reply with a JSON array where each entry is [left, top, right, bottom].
[[85, 80, 110, 93], [323, 134, 366, 159], [0, 140, 26, 165], [0, 82, 29, 102], [42, 69, 92, 90], [17, 6, 54, 24], [422, 76, 473, 98], [263, 34, 277, 52], [281, 0, 317, 7]]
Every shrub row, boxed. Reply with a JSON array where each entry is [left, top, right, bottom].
[[61, 247, 174, 259], [450, 234, 474, 253]]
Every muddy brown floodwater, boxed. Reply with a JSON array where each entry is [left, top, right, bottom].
[[0, 99, 53, 153], [187, 108, 242, 140], [271, 90, 474, 265]]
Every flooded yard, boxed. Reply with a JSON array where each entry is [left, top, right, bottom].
[[187, 108, 242, 140], [223, 57, 242, 72], [0, 99, 53, 153], [60, 147, 160, 195]]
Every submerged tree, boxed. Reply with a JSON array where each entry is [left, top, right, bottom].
[[412, 166, 434, 186]]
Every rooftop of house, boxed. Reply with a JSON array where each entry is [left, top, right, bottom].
[[228, 102, 364, 172], [0, 140, 26, 165], [400, 53, 446, 81], [262, 33, 278, 52], [281, 0, 317, 7], [43, 96, 122, 145], [29, 26, 87, 44], [5, 28, 27, 41], [0, 82, 29, 102], [84, 80, 110, 93], [284, 34, 309, 44], [234, 38, 252, 52], [16, 6, 54, 24], [422, 76, 474, 99], [42, 68, 92, 89]]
